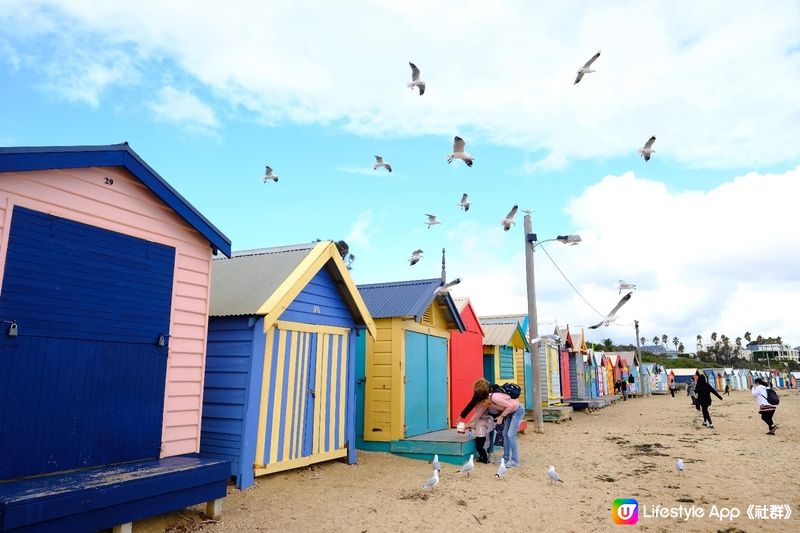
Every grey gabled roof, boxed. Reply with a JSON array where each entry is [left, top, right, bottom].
[[209, 244, 315, 316]]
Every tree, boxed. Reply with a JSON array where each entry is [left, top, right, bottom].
[[652, 336, 659, 346], [602, 338, 614, 351], [710, 331, 718, 344], [744, 331, 752, 343], [735, 337, 742, 358], [672, 337, 679, 352], [662, 334, 668, 347], [640, 336, 646, 347], [696, 334, 702, 348], [678, 342, 684, 353]]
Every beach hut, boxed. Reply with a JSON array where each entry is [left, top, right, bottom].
[[605, 354, 616, 393], [449, 297, 486, 424], [647, 363, 668, 393], [0, 144, 232, 531], [741, 369, 754, 389], [356, 278, 465, 444], [593, 352, 607, 396], [585, 351, 599, 398], [670, 368, 699, 385], [481, 316, 530, 407], [546, 343, 563, 403], [200, 242, 376, 488]]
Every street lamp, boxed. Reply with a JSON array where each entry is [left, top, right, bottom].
[[524, 212, 581, 433]]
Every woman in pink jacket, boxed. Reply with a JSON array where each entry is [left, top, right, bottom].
[[468, 390, 525, 467]]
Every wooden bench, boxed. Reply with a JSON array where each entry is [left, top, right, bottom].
[[0, 455, 229, 532]]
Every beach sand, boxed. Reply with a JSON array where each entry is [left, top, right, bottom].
[[137, 389, 799, 532]]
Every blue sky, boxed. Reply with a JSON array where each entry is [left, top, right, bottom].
[[2, 1, 800, 349]]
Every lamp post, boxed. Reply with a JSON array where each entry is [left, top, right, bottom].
[[524, 212, 580, 433]]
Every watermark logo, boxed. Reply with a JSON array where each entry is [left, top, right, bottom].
[[612, 498, 639, 525]]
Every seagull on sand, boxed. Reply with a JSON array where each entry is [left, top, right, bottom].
[[496, 458, 507, 479], [459, 454, 475, 478], [618, 280, 637, 294], [501, 205, 519, 231], [588, 292, 632, 329], [421, 469, 439, 489], [574, 51, 601, 84], [638, 136, 656, 161], [373, 155, 392, 172], [458, 193, 471, 211], [447, 136, 474, 167], [409, 249, 424, 266], [262, 165, 278, 182], [408, 62, 426, 96], [547, 465, 564, 484], [425, 214, 441, 229], [432, 454, 441, 472], [676, 458, 685, 475]]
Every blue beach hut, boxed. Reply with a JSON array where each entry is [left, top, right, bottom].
[[200, 242, 375, 489]]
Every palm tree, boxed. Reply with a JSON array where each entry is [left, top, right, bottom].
[[678, 342, 684, 353], [602, 338, 614, 350], [661, 334, 668, 348], [672, 337, 679, 353], [696, 334, 702, 348], [640, 336, 646, 347], [710, 332, 718, 347], [735, 337, 742, 357], [652, 336, 659, 346], [744, 331, 752, 343]]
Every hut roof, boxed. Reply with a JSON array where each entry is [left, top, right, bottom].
[[0, 143, 231, 256], [357, 278, 465, 332], [669, 368, 699, 376], [452, 297, 486, 337], [481, 322, 529, 350], [210, 241, 375, 337]]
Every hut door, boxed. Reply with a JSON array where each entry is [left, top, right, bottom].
[[404, 331, 448, 437], [0, 206, 174, 480], [523, 351, 533, 409]]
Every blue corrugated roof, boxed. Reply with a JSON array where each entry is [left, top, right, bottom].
[[0, 143, 232, 257], [357, 278, 465, 331]]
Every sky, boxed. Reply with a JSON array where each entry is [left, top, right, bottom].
[[1, 0, 800, 350]]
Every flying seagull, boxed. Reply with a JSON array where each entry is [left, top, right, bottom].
[[618, 280, 637, 294], [421, 469, 439, 489], [436, 278, 462, 296], [574, 51, 601, 84], [262, 165, 279, 182], [425, 214, 441, 229], [459, 454, 475, 478], [447, 136, 474, 167], [431, 454, 441, 472], [676, 458, 685, 475], [409, 249, 424, 266], [501, 205, 518, 231], [547, 465, 564, 484], [458, 193, 471, 211], [496, 458, 507, 479], [373, 155, 392, 172], [638, 136, 656, 162], [408, 62, 426, 96], [588, 292, 633, 329]]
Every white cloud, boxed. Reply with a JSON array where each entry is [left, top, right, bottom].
[[345, 209, 376, 252], [9, 0, 800, 168], [148, 86, 218, 134]]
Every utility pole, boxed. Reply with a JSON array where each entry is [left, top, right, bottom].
[[634, 320, 645, 397], [524, 213, 544, 433]]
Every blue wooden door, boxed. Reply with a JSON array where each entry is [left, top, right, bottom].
[[523, 351, 533, 409], [426, 335, 448, 433], [483, 354, 495, 383], [404, 331, 449, 437], [354, 331, 366, 438], [0, 206, 175, 480], [404, 331, 428, 437]]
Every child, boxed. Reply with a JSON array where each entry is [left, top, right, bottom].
[[470, 412, 496, 464]]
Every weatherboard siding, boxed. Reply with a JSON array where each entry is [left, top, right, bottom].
[[0, 166, 214, 457]]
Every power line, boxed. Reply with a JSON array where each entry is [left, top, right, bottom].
[[538, 243, 605, 318]]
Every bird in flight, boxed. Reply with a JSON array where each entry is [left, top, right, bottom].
[[373, 155, 392, 172], [407, 62, 426, 96], [458, 193, 471, 212], [638, 136, 656, 162], [547, 465, 564, 484], [447, 136, 474, 167], [409, 249, 424, 266], [425, 213, 441, 229], [618, 280, 637, 294], [588, 292, 633, 329], [262, 165, 278, 182], [574, 51, 601, 84], [501, 205, 518, 231]]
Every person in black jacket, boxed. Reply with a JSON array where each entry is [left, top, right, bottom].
[[695, 374, 723, 429]]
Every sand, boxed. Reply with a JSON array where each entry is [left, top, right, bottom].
[[137, 389, 799, 532]]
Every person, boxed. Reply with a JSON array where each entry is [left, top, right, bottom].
[[613, 379, 621, 395], [752, 377, 778, 435], [620, 378, 628, 401], [469, 387, 525, 467], [669, 375, 676, 397], [456, 378, 497, 463], [694, 374, 723, 429], [724, 382, 731, 396], [470, 411, 496, 464], [687, 378, 697, 407]]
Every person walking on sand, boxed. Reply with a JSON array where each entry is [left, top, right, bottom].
[[620, 378, 628, 401], [752, 377, 778, 435], [724, 382, 731, 396], [687, 377, 698, 408], [694, 374, 723, 429], [469, 388, 525, 468]]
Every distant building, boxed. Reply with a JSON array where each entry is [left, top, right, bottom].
[[641, 344, 679, 359], [747, 342, 799, 363]]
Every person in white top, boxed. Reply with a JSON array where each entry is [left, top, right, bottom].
[[751, 378, 778, 435]]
